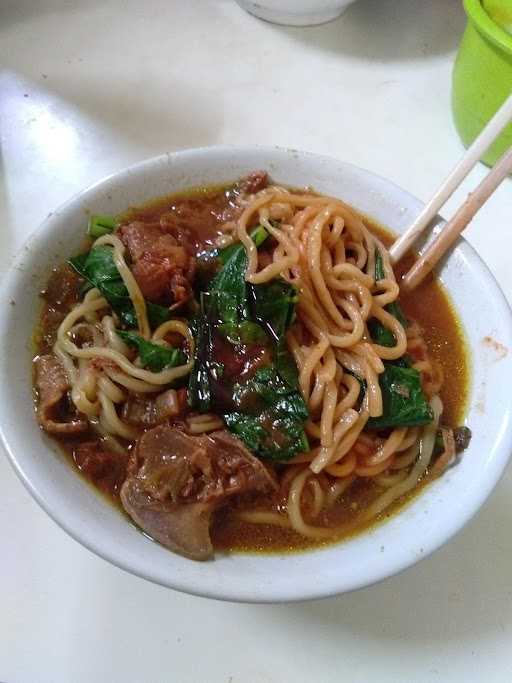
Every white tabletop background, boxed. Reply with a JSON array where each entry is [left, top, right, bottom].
[[1, 1, 511, 681]]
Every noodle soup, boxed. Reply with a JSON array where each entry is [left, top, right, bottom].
[[33, 172, 470, 560]]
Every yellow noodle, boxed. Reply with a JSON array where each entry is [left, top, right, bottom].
[[186, 415, 225, 434], [99, 391, 138, 440], [308, 478, 325, 518], [57, 305, 193, 385], [102, 315, 130, 354], [104, 368, 161, 394], [94, 234, 150, 338]]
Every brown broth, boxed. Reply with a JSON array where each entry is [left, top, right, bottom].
[[34, 183, 470, 556]]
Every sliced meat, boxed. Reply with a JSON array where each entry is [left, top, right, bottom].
[[203, 431, 277, 499], [119, 221, 195, 306], [122, 480, 213, 560], [35, 355, 87, 434], [120, 427, 277, 560], [217, 171, 270, 227], [39, 264, 82, 352], [238, 170, 268, 195], [147, 233, 189, 266], [40, 263, 82, 310], [74, 441, 128, 496], [119, 221, 168, 262], [131, 253, 193, 305], [454, 426, 472, 453], [121, 388, 185, 428]]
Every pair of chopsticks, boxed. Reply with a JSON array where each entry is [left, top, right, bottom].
[[391, 92, 512, 292]]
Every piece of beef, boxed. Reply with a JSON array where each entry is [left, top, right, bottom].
[[453, 426, 472, 453], [39, 264, 82, 352], [238, 170, 268, 195], [131, 253, 192, 304], [121, 388, 186, 428], [119, 222, 194, 306], [34, 355, 87, 434], [120, 427, 277, 560], [118, 222, 166, 261]]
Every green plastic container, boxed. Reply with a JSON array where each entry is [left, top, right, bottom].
[[452, 0, 512, 166]]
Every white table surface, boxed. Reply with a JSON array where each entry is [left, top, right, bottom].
[[1, 1, 512, 681]]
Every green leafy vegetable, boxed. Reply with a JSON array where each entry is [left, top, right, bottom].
[[367, 318, 396, 347], [69, 246, 170, 329], [70, 252, 89, 274], [225, 412, 309, 462], [225, 366, 309, 461], [146, 302, 173, 329], [69, 246, 136, 326], [207, 226, 274, 346], [209, 244, 252, 330], [194, 226, 268, 294], [188, 292, 216, 411], [374, 250, 386, 281], [217, 225, 268, 265], [366, 251, 427, 431], [368, 249, 408, 346], [367, 363, 433, 429], [188, 225, 307, 459], [275, 343, 299, 391], [117, 330, 186, 372], [249, 280, 297, 342], [386, 300, 408, 328], [217, 319, 268, 345], [222, 414, 268, 453], [207, 226, 298, 346], [231, 365, 290, 411], [87, 214, 118, 238]]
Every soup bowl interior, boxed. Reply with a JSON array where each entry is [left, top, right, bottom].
[[1, 146, 511, 603]]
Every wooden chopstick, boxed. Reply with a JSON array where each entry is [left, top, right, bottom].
[[401, 143, 512, 293], [390, 92, 512, 265]]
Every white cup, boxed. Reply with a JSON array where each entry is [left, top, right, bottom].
[[235, 0, 358, 26]]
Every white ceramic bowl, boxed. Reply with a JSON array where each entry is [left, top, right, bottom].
[[1, 146, 512, 603], [235, 0, 358, 26]]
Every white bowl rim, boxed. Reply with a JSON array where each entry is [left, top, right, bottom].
[[1, 144, 512, 603]]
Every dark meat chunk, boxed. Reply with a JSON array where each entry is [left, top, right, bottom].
[[34, 355, 87, 434], [123, 483, 213, 560], [131, 252, 192, 304], [238, 170, 268, 195], [120, 427, 277, 560], [119, 222, 167, 261], [74, 442, 128, 495], [40, 263, 82, 308], [214, 171, 270, 228], [119, 221, 195, 306], [121, 388, 185, 428], [454, 426, 472, 453], [39, 265, 82, 352]]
